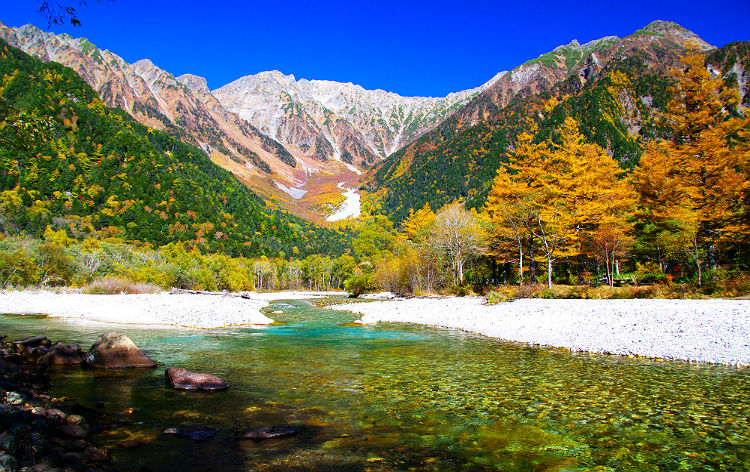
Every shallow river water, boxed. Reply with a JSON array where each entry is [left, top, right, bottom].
[[1, 299, 749, 471]]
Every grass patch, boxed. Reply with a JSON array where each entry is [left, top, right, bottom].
[[82, 276, 161, 295]]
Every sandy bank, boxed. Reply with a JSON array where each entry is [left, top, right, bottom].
[[328, 297, 750, 366]]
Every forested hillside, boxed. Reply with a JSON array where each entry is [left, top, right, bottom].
[[0, 40, 349, 257], [367, 24, 748, 224]]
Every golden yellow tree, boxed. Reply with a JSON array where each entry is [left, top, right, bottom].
[[634, 50, 749, 284], [484, 129, 548, 284], [486, 118, 635, 288], [402, 203, 436, 242]]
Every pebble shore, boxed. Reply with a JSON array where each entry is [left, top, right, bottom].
[[328, 297, 750, 366]]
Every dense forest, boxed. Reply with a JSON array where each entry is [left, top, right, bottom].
[[0, 39, 349, 258]]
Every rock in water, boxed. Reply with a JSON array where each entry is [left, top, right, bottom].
[[165, 367, 229, 391], [37, 342, 83, 366], [13, 335, 51, 351], [241, 426, 298, 440], [83, 333, 156, 369], [162, 426, 216, 441]]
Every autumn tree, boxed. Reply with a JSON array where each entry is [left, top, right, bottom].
[[633, 50, 750, 284], [483, 130, 546, 284], [431, 202, 486, 285], [485, 118, 635, 288], [402, 203, 435, 243]]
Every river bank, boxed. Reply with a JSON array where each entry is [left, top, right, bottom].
[[329, 297, 750, 366], [0, 338, 115, 471]]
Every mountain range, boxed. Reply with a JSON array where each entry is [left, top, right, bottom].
[[1, 19, 747, 225]]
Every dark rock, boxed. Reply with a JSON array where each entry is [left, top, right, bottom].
[[85, 446, 108, 461], [57, 416, 89, 439], [162, 425, 216, 441], [57, 422, 88, 439], [13, 336, 50, 351], [24, 348, 47, 365], [83, 333, 156, 369], [241, 426, 298, 440], [117, 440, 141, 449], [164, 368, 228, 391], [0, 452, 18, 472], [37, 343, 83, 366], [62, 451, 86, 470], [50, 436, 86, 452], [0, 433, 17, 456], [46, 408, 67, 422]]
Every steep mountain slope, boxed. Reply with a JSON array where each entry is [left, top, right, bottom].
[[366, 21, 739, 224], [0, 39, 348, 257], [213, 70, 501, 168], [0, 22, 307, 208]]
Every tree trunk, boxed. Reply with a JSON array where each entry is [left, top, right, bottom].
[[518, 245, 524, 286], [528, 238, 536, 283], [547, 257, 553, 289]]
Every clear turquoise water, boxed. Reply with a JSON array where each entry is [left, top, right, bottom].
[[1, 299, 749, 471]]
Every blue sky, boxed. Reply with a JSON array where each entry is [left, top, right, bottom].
[[3, 0, 749, 97]]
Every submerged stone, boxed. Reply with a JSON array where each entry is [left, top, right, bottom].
[[165, 367, 229, 391], [163, 425, 216, 441], [83, 333, 156, 369], [241, 426, 298, 440]]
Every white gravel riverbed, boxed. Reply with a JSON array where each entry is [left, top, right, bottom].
[[0, 291, 287, 329], [328, 297, 750, 366]]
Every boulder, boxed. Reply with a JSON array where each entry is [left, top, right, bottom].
[[83, 333, 156, 369], [13, 335, 50, 351], [163, 426, 216, 441], [241, 426, 298, 440], [165, 367, 229, 391], [37, 342, 83, 366]]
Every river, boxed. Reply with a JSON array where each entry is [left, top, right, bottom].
[[1, 299, 749, 471]]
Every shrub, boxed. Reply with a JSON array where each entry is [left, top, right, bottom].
[[344, 273, 372, 298], [82, 276, 161, 294], [37, 243, 74, 286], [485, 287, 515, 304], [0, 248, 39, 287]]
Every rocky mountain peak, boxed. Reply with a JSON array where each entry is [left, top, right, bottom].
[[641, 20, 714, 49], [176, 73, 211, 95]]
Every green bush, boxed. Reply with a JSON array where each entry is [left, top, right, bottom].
[[344, 273, 372, 298], [36, 243, 74, 286], [0, 248, 39, 287]]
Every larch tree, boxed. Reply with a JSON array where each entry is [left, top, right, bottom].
[[484, 129, 548, 284], [633, 50, 749, 285], [402, 203, 436, 243]]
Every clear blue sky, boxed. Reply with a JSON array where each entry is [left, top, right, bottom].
[[3, 0, 749, 97]]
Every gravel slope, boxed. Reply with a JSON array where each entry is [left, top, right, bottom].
[[328, 297, 750, 366]]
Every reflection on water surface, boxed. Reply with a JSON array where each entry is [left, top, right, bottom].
[[2, 298, 749, 471]]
